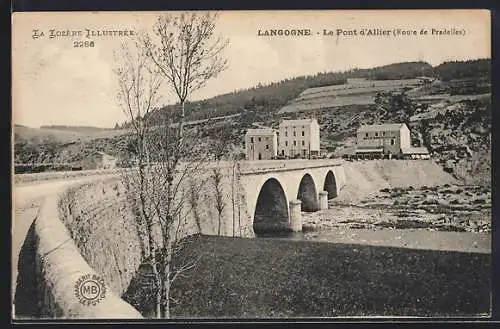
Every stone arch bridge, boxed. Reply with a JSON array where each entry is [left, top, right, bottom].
[[237, 160, 346, 234]]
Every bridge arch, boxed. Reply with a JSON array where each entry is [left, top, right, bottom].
[[297, 173, 318, 212], [253, 178, 289, 234], [323, 170, 338, 199]]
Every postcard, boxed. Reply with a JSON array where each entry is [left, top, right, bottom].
[[12, 10, 491, 320]]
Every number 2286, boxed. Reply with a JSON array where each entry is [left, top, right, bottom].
[[73, 40, 95, 47]]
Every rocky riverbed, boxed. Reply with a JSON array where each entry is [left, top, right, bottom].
[[303, 184, 491, 233]]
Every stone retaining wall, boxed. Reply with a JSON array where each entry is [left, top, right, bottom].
[[30, 191, 142, 318], [58, 177, 143, 297]]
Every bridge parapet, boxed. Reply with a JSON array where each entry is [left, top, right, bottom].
[[239, 159, 343, 175]]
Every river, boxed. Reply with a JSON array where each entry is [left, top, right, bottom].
[[255, 227, 491, 254]]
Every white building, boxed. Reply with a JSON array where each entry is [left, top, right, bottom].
[[355, 123, 429, 159], [278, 119, 320, 158], [245, 128, 278, 160], [79, 151, 118, 170]]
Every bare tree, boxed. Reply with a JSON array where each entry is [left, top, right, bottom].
[[207, 123, 234, 236], [144, 12, 228, 139], [114, 32, 210, 318], [212, 167, 225, 236], [114, 37, 163, 316], [229, 147, 244, 237]]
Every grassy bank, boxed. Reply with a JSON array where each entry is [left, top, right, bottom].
[[123, 235, 490, 318]]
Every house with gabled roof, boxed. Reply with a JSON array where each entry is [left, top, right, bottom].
[[355, 123, 429, 159], [78, 151, 118, 170]]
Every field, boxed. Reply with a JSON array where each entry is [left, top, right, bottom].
[[277, 76, 490, 115], [408, 94, 491, 121], [14, 125, 131, 143], [123, 235, 490, 318], [278, 79, 424, 114]]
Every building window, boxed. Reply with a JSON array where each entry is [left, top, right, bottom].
[[293, 131, 296, 137], [250, 137, 254, 143], [258, 137, 261, 142], [375, 132, 378, 137], [266, 137, 269, 141], [285, 141, 288, 146], [293, 140, 297, 146], [302, 131, 304, 136], [301, 140, 305, 146], [266, 145, 269, 149], [365, 133, 368, 137], [285, 132, 288, 137], [391, 139, 395, 145], [383, 132, 386, 136]]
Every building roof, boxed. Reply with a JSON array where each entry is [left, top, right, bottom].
[[245, 128, 276, 136], [357, 123, 407, 133], [280, 118, 318, 126], [355, 147, 384, 153], [401, 147, 430, 154]]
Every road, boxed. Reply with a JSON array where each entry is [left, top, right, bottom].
[[11, 174, 118, 307]]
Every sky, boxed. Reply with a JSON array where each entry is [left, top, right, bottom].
[[12, 10, 491, 128]]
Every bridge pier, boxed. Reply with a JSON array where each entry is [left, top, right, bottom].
[[289, 199, 302, 232], [318, 191, 329, 210]]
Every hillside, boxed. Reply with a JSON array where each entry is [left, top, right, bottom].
[[279, 78, 425, 113], [136, 59, 487, 125], [337, 160, 460, 202], [137, 61, 434, 125], [14, 125, 130, 144], [14, 59, 491, 186]]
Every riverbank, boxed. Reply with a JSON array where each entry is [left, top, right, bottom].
[[301, 228, 490, 254], [122, 235, 490, 318], [303, 184, 491, 234]]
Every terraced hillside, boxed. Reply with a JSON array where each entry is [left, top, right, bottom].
[[279, 78, 425, 113]]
